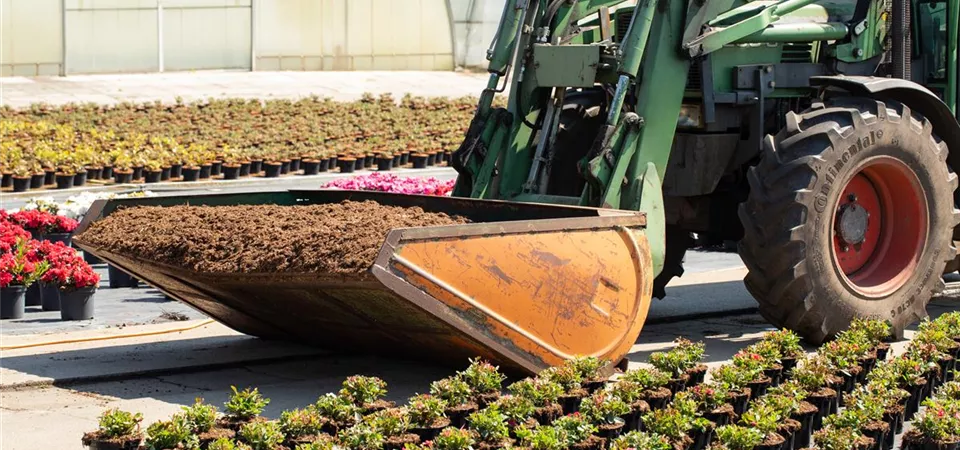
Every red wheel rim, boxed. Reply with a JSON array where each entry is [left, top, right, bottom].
[[831, 156, 928, 297]]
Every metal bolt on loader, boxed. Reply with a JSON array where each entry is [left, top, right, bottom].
[[75, 0, 959, 374]]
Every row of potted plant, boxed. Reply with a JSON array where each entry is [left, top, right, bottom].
[[1, 94, 478, 192], [80, 315, 955, 450], [321, 173, 456, 196], [0, 209, 100, 320]]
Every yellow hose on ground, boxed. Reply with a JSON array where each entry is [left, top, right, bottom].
[[0, 319, 216, 351]]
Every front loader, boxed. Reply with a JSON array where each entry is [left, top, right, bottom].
[[74, 0, 959, 374]]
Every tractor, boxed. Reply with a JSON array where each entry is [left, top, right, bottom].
[[76, 0, 959, 373], [451, 0, 959, 343]]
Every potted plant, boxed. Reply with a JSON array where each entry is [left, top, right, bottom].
[[10, 162, 34, 192], [81, 408, 144, 450], [743, 340, 785, 387], [181, 397, 235, 447], [848, 319, 893, 361], [762, 329, 806, 376], [608, 431, 672, 450], [365, 407, 419, 450], [278, 408, 324, 447], [641, 404, 695, 450], [732, 347, 777, 399], [406, 394, 449, 441], [313, 393, 360, 435], [0, 239, 46, 319], [219, 386, 270, 431], [712, 425, 765, 450], [143, 158, 163, 183], [620, 368, 673, 410], [768, 380, 818, 448], [567, 356, 610, 393], [579, 392, 630, 442], [430, 376, 477, 427], [737, 403, 786, 450], [340, 375, 394, 414], [819, 337, 868, 399], [34, 239, 76, 311], [812, 425, 874, 450], [431, 427, 476, 450], [143, 415, 194, 450], [754, 392, 804, 450], [377, 152, 393, 171], [466, 405, 512, 449], [671, 391, 715, 450], [492, 395, 537, 438], [709, 365, 757, 416], [541, 365, 586, 414], [337, 423, 384, 450], [609, 379, 651, 432], [830, 390, 888, 450], [49, 256, 99, 321], [794, 356, 839, 427], [902, 398, 960, 450], [459, 358, 506, 408], [552, 413, 602, 450], [689, 383, 736, 428], [507, 377, 563, 426], [237, 419, 284, 450]]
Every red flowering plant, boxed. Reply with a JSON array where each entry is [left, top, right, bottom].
[[30, 240, 82, 286], [0, 238, 48, 288], [46, 258, 100, 291], [0, 221, 32, 254], [8, 210, 78, 235]]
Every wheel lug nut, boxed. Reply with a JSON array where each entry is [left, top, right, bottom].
[[848, 193, 857, 202]]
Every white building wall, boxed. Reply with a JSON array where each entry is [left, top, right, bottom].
[[1, 0, 62, 76], [449, 0, 505, 68]]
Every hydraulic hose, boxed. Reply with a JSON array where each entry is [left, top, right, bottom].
[[0, 319, 216, 351]]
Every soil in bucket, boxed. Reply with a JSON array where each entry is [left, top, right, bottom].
[[75, 201, 470, 275]]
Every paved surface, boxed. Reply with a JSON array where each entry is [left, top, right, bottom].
[[0, 71, 489, 109]]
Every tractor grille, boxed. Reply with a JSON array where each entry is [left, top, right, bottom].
[[686, 60, 702, 90], [782, 43, 815, 62]]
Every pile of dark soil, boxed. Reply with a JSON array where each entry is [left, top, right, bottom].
[[76, 200, 469, 274]]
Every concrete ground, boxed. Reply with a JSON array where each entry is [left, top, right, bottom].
[[0, 70, 489, 109]]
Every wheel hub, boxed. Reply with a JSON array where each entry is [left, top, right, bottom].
[[831, 157, 928, 297], [836, 195, 870, 246]]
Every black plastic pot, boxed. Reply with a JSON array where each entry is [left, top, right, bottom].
[[86, 167, 102, 181], [83, 250, 103, 265], [340, 159, 356, 173], [781, 357, 798, 378], [905, 381, 928, 420], [427, 153, 436, 166], [764, 366, 784, 387], [747, 377, 772, 400], [558, 394, 584, 415], [791, 408, 817, 450], [170, 164, 182, 179], [132, 166, 143, 180], [596, 423, 624, 442], [101, 166, 114, 180], [144, 170, 162, 183], [211, 161, 223, 176], [56, 173, 75, 189], [861, 423, 888, 450], [108, 265, 139, 288], [44, 170, 56, 185], [74, 170, 87, 187], [363, 155, 374, 168], [328, 156, 338, 170], [354, 158, 364, 171], [1, 173, 12, 188], [25, 283, 41, 307], [0, 285, 26, 319], [181, 167, 200, 182], [807, 391, 836, 431], [249, 160, 263, 174], [263, 163, 282, 178], [319, 158, 330, 172], [31, 173, 46, 189], [667, 376, 689, 395], [412, 154, 428, 168], [44, 233, 71, 245], [160, 167, 171, 181], [60, 286, 96, 320], [12, 177, 30, 192], [280, 160, 291, 174], [199, 164, 212, 179], [686, 365, 708, 386], [729, 390, 752, 417], [222, 165, 241, 180], [301, 160, 321, 175], [289, 158, 301, 172], [400, 152, 410, 166], [377, 157, 393, 171], [239, 162, 251, 177], [40, 283, 60, 311], [114, 171, 133, 184]]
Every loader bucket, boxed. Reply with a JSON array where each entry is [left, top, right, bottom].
[[73, 190, 653, 374]]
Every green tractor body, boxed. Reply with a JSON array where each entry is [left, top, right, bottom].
[[453, 0, 960, 341]]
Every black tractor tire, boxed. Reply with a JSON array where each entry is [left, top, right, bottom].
[[739, 97, 959, 343], [653, 226, 693, 299]]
